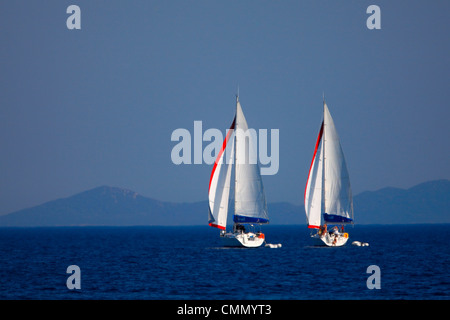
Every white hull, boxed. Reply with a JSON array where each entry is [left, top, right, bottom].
[[220, 232, 265, 248], [311, 232, 349, 247]]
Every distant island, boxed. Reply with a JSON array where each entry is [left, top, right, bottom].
[[0, 179, 448, 227]]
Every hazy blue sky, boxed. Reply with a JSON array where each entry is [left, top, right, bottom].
[[1, 1, 449, 214]]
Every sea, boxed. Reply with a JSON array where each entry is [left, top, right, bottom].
[[0, 224, 448, 302]]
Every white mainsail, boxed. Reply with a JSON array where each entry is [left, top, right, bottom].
[[234, 99, 269, 224], [322, 103, 353, 223]]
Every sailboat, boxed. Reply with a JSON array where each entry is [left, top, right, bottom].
[[208, 95, 269, 248], [304, 99, 354, 246]]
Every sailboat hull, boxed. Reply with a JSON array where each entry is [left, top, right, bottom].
[[221, 232, 265, 248], [311, 232, 349, 247]]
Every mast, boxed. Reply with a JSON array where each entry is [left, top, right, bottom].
[[322, 98, 326, 221], [233, 94, 238, 230]]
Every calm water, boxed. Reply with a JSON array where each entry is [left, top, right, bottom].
[[0, 225, 448, 300]]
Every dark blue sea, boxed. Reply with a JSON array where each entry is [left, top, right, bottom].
[[0, 225, 448, 300]]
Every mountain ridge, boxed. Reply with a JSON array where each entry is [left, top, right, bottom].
[[0, 180, 448, 226]]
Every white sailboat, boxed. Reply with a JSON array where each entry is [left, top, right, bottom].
[[304, 100, 354, 247], [208, 96, 269, 248]]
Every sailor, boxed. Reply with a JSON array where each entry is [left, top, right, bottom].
[[235, 224, 245, 233], [318, 225, 323, 235], [331, 226, 339, 236]]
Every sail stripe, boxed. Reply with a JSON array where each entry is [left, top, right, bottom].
[[208, 117, 236, 193], [209, 223, 226, 230], [304, 121, 324, 201]]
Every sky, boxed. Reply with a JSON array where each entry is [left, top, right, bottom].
[[0, 1, 449, 215]]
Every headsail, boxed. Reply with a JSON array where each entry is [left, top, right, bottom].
[[234, 98, 269, 224], [208, 118, 236, 230], [304, 122, 324, 229]]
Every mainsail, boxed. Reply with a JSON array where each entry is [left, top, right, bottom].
[[322, 103, 353, 224], [234, 99, 269, 224]]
